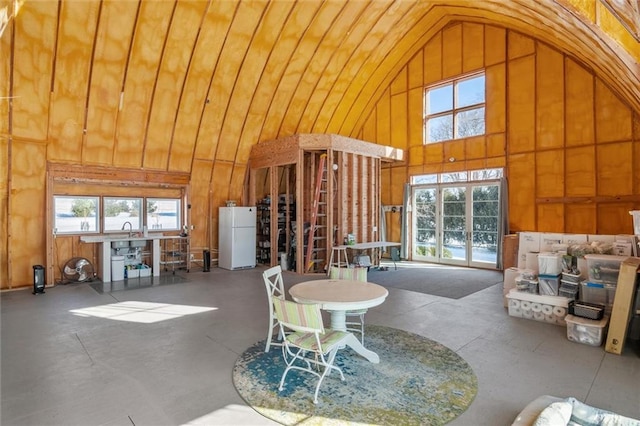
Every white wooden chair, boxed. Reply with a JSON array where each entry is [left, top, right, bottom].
[[328, 266, 368, 343], [273, 297, 359, 404], [262, 265, 285, 352]]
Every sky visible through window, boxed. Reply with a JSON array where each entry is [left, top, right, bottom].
[[425, 73, 485, 143]]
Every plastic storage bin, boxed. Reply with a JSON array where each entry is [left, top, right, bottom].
[[580, 281, 616, 314], [561, 272, 581, 283], [506, 289, 569, 325], [139, 265, 152, 277], [565, 314, 609, 346], [515, 277, 538, 294], [584, 254, 627, 284], [538, 253, 562, 275], [538, 274, 560, 296]]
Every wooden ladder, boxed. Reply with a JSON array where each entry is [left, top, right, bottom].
[[305, 154, 327, 272]]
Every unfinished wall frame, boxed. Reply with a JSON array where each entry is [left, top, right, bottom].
[[248, 134, 403, 274]]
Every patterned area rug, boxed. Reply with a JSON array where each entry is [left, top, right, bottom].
[[233, 325, 477, 425]]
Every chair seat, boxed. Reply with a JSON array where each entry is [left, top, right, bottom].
[[288, 329, 350, 352], [346, 309, 367, 315]]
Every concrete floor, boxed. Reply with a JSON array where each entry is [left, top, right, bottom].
[[1, 263, 639, 426]]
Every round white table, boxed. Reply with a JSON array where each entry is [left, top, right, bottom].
[[289, 279, 388, 362]]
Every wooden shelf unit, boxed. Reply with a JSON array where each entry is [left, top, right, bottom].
[[248, 134, 403, 274]]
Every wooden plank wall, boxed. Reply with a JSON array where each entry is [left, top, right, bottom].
[[362, 22, 639, 244]]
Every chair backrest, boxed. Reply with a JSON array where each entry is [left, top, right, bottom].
[[263, 265, 285, 300], [273, 298, 324, 334], [329, 266, 367, 282]]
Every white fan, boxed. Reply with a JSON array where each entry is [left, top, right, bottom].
[[62, 257, 95, 283]]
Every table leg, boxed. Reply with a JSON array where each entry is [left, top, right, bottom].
[[328, 311, 379, 363]]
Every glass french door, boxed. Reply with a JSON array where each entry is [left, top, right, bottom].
[[412, 182, 500, 269]]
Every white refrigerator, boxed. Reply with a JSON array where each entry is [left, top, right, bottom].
[[218, 206, 257, 270]]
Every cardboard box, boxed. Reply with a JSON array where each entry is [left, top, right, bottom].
[[540, 233, 563, 252], [517, 232, 540, 269], [605, 257, 640, 355], [502, 234, 519, 270]]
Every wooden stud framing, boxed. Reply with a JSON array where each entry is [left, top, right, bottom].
[[248, 134, 403, 274]]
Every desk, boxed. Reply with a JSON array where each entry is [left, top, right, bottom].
[[347, 241, 401, 268], [289, 279, 388, 362]]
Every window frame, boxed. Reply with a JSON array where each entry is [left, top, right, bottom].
[[423, 72, 486, 144], [53, 196, 100, 235], [146, 198, 181, 231], [52, 195, 183, 235], [103, 197, 144, 233]]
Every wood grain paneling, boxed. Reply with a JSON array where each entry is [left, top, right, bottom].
[[595, 78, 633, 143], [442, 24, 462, 79], [598, 203, 636, 234], [462, 22, 484, 73], [537, 203, 564, 231], [508, 55, 535, 153], [536, 44, 564, 150], [486, 63, 506, 135], [115, 0, 175, 169], [144, 1, 210, 170], [596, 142, 633, 196], [507, 31, 534, 59], [10, 141, 47, 287], [484, 25, 505, 67], [84, 1, 138, 166], [408, 87, 423, 150], [424, 32, 442, 85], [390, 92, 407, 150], [565, 146, 596, 197], [536, 150, 564, 198], [408, 51, 424, 90], [11, 1, 57, 141], [565, 58, 595, 146], [565, 203, 596, 234], [48, 1, 99, 163], [508, 152, 536, 231]]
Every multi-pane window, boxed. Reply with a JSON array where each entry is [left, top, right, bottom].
[[52, 195, 182, 234], [424, 73, 485, 143], [411, 168, 503, 185]]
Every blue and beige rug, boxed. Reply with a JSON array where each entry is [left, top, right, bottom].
[[233, 325, 477, 425]]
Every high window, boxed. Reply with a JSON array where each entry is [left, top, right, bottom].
[[424, 72, 485, 143], [52, 195, 182, 235], [53, 196, 100, 234], [104, 197, 143, 232], [147, 198, 181, 230]]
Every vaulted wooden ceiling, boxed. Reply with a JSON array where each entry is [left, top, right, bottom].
[[2, 0, 639, 177]]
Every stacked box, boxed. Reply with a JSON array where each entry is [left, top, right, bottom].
[[580, 281, 616, 315], [538, 274, 560, 296], [561, 272, 581, 283], [515, 276, 538, 294], [538, 253, 562, 275], [584, 254, 627, 284], [559, 280, 579, 300], [506, 289, 569, 325], [565, 314, 609, 346]]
